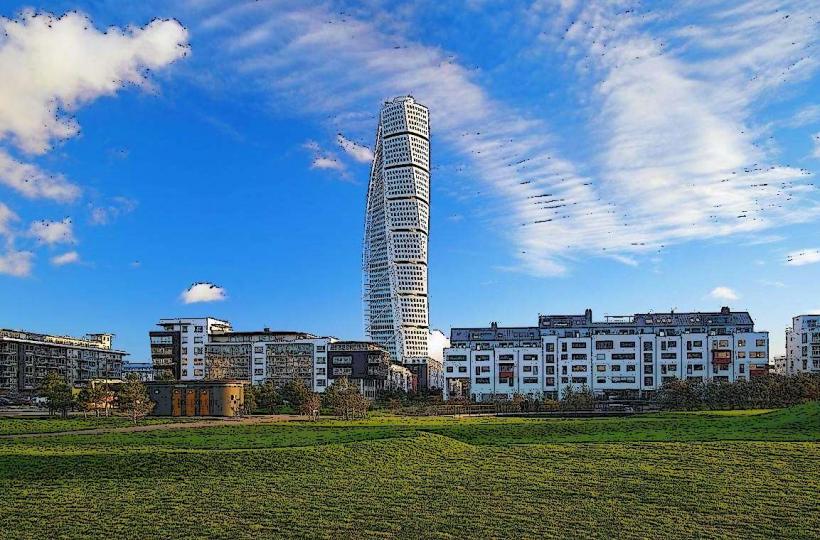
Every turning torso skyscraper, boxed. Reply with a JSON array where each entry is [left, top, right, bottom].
[[363, 96, 430, 365]]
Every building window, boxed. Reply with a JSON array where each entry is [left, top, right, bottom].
[[571, 365, 587, 372], [316, 379, 326, 387], [644, 377, 654, 386], [446, 366, 454, 373]]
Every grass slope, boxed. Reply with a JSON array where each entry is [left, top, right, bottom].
[[0, 416, 190, 436], [0, 403, 818, 539]]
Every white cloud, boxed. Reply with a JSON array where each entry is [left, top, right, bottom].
[[710, 286, 739, 301], [0, 11, 188, 205], [0, 10, 189, 155], [0, 249, 33, 277], [29, 218, 74, 245], [0, 202, 18, 237], [0, 150, 80, 202], [89, 196, 138, 225], [790, 104, 820, 127], [337, 134, 373, 163], [181, 282, 227, 304], [758, 279, 786, 288], [786, 248, 820, 266], [813, 133, 820, 159], [50, 250, 79, 266], [303, 140, 346, 173]]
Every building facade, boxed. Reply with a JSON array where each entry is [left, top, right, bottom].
[[0, 329, 126, 394], [785, 314, 820, 374], [149, 317, 232, 380], [205, 330, 331, 391], [363, 96, 431, 365], [443, 307, 770, 402], [146, 381, 245, 416], [327, 341, 391, 399], [122, 361, 154, 382]]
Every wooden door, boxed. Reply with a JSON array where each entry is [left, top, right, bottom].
[[199, 389, 209, 416], [172, 389, 181, 416], [185, 389, 196, 416]]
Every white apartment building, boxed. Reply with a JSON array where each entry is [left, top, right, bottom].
[[149, 317, 232, 380], [363, 96, 431, 365], [444, 308, 770, 402], [785, 314, 820, 374], [206, 331, 332, 391], [772, 355, 788, 375]]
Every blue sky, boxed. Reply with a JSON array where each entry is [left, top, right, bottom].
[[1, 0, 819, 360]]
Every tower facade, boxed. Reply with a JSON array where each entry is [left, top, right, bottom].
[[363, 96, 430, 364]]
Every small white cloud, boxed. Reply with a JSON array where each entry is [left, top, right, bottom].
[[0, 249, 33, 277], [303, 140, 347, 174], [709, 286, 739, 301], [0, 202, 18, 237], [50, 250, 79, 266], [181, 282, 227, 304], [786, 248, 820, 266], [812, 133, 820, 159], [337, 134, 373, 163], [29, 218, 74, 245], [758, 279, 785, 288]]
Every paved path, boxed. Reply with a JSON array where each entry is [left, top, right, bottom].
[[0, 415, 304, 439]]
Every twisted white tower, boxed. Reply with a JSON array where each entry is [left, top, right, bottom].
[[363, 96, 430, 364]]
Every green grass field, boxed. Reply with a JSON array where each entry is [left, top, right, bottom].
[[1, 404, 818, 539], [0, 415, 192, 436]]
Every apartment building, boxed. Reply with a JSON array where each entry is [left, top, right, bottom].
[[443, 307, 770, 402], [327, 341, 391, 399], [148, 319, 404, 396], [205, 330, 331, 391], [785, 314, 820, 374], [0, 329, 126, 394], [149, 317, 232, 380], [122, 361, 154, 382]]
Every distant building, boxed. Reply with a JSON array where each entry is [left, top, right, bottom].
[[772, 354, 787, 375], [122, 361, 154, 382], [785, 314, 820, 374], [327, 341, 391, 399], [148, 320, 405, 397], [149, 317, 232, 380], [0, 328, 126, 394], [387, 363, 413, 392], [444, 307, 769, 402], [363, 96, 431, 366]]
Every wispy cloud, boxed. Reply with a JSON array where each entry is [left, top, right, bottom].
[[710, 286, 739, 301], [187, 1, 820, 276], [50, 250, 79, 266], [337, 134, 373, 163], [89, 197, 138, 226], [786, 248, 820, 266], [181, 282, 227, 304], [303, 140, 346, 174]]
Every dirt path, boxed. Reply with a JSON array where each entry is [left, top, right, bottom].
[[0, 415, 303, 439]]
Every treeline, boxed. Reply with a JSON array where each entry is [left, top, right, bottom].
[[655, 373, 820, 410], [39, 372, 154, 423], [245, 376, 369, 419]]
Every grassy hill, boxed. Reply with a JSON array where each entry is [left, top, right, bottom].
[[0, 404, 817, 538]]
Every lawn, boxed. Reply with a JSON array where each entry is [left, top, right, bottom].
[[0, 415, 193, 436], [0, 403, 817, 539]]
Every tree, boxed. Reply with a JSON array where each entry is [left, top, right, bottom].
[[118, 373, 155, 424], [559, 384, 595, 411], [281, 379, 312, 412], [39, 372, 74, 418], [301, 392, 322, 419], [324, 377, 369, 420], [257, 380, 281, 414], [244, 383, 258, 415]]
